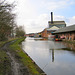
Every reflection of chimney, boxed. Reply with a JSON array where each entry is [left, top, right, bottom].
[[52, 49, 54, 62], [51, 12, 53, 24]]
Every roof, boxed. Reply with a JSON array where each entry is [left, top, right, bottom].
[[53, 25, 75, 33], [48, 21, 66, 25], [47, 26, 59, 31]]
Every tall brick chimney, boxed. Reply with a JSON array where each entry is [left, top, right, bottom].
[[51, 12, 53, 24]]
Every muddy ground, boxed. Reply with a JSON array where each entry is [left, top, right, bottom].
[[0, 40, 31, 75]]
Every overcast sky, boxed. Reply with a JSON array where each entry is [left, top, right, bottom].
[[6, 0, 75, 34]]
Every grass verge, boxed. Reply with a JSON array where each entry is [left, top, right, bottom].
[[9, 38, 44, 75], [0, 50, 11, 75], [0, 38, 18, 47]]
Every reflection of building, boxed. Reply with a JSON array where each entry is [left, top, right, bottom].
[[63, 42, 75, 50], [53, 25, 75, 40]]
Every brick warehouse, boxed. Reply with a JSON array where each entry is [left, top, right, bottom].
[[53, 25, 75, 40]]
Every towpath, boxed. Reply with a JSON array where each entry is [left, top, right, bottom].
[[1, 40, 30, 75]]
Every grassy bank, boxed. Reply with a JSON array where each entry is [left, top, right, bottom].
[[0, 50, 11, 75], [0, 39, 14, 75], [0, 38, 18, 47], [0, 38, 23, 75], [0, 41, 7, 47], [9, 38, 44, 75]]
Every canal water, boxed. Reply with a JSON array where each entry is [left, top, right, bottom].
[[22, 37, 75, 75]]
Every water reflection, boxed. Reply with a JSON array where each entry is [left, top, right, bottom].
[[63, 42, 75, 51], [50, 49, 55, 62], [52, 49, 54, 62], [22, 37, 75, 75]]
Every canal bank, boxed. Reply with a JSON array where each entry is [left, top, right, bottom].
[[0, 38, 45, 75], [0, 38, 19, 75], [9, 38, 45, 75]]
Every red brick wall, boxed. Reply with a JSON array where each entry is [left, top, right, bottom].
[[41, 29, 52, 38], [58, 32, 75, 40], [41, 29, 48, 37]]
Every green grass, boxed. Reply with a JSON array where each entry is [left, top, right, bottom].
[[0, 41, 6, 47], [9, 38, 42, 75], [0, 38, 19, 47], [0, 50, 11, 75]]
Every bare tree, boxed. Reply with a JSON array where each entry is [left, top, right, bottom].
[[0, 0, 16, 41]]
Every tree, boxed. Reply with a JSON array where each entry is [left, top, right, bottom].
[[16, 26, 25, 37], [0, 0, 16, 41]]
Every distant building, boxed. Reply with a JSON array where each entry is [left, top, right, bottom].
[[41, 12, 66, 38], [48, 12, 66, 28], [41, 29, 48, 38], [53, 25, 75, 40], [25, 33, 35, 37], [47, 26, 59, 33], [41, 26, 59, 38], [48, 21, 66, 28]]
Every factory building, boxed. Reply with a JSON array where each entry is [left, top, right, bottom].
[[53, 25, 75, 40], [41, 12, 66, 38]]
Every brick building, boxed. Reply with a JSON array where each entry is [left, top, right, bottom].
[[41, 26, 59, 38], [53, 25, 75, 40]]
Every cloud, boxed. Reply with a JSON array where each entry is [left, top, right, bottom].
[[66, 16, 75, 26], [25, 14, 50, 33], [52, 15, 65, 21], [16, 0, 37, 22], [41, 0, 75, 11]]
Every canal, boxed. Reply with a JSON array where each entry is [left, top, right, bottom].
[[22, 37, 75, 75]]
